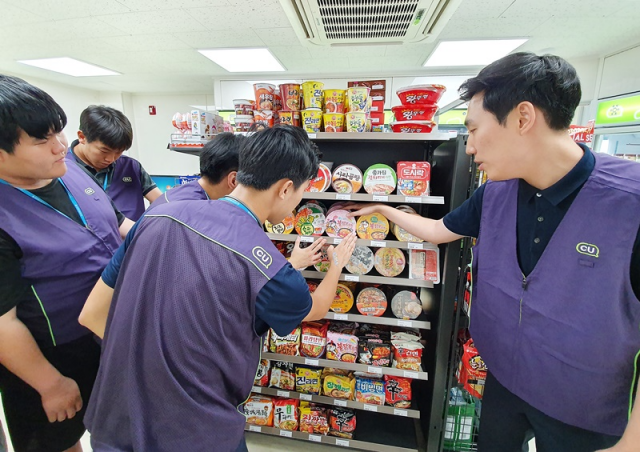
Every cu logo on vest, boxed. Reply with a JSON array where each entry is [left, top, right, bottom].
[[122, 177, 133, 183], [252, 246, 273, 269], [84, 188, 95, 195], [576, 242, 599, 258]]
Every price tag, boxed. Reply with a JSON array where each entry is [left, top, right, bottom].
[[397, 320, 413, 327], [309, 435, 322, 443], [249, 425, 261, 432], [373, 195, 388, 202], [300, 236, 314, 243], [345, 275, 359, 282], [333, 238, 343, 244], [336, 194, 351, 200], [367, 366, 383, 375], [277, 390, 290, 398], [394, 409, 409, 417], [408, 242, 424, 250], [405, 196, 421, 203], [252, 386, 262, 393], [363, 404, 378, 412], [403, 371, 420, 379], [336, 439, 350, 447], [370, 240, 386, 248], [334, 313, 348, 320], [280, 430, 293, 438], [300, 394, 312, 401], [305, 358, 319, 366], [334, 399, 348, 407], [308, 133, 317, 139]]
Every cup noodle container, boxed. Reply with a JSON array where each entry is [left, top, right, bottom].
[[253, 110, 275, 128], [356, 212, 389, 240], [374, 248, 406, 277], [235, 115, 254, 132], [278, 111, 301, 127], [254, 83, 276, 110], [273, 89, 283, 112], [265, 210, 296, 234], [280, 84, 301, 111], [356, 287, 387, 317], [302, 109, 323, 133], [324, 89, 346, 113], [233, 99, 254, 116], [305, 163, 332, 193], [345, 112, 367, 133], [325, 209, 357, 238], [332, 164, 363, 194], [302, 81, 325, 109], [323, 113, 344, 133], [346, 86, 370, 112]]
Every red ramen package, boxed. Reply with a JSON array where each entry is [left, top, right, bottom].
[[326, 330, 359, 363], [254, 359, 271, 387], [299, 402, 330, 435], [269, 361, 295, 391], [244, 394, 274, 427], [300, 321, 329, 358], [296, 366, 322, 395], [384, 375, 412, 408], [355, 376, 385, 405], [391, 340, 424, 372], [329, 408, 357, 439], [457, 339, 487, 399], [269, 327, 301, 356], [274, 398, 300, 431]]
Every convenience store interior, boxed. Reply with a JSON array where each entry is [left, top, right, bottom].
[[1, 0, 640, 450]]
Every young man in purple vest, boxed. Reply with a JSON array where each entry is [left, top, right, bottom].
[[68, 105, 162, 221], [0, 76, 132, 452], [348, 53, 640, 451], [83, 126, 356, 451]]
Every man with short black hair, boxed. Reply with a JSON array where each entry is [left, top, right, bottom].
[[348, 52, 640, 451], [68, 105, 161, 220]]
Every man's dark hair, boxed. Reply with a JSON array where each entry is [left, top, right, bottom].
[[0, 75, 67, 154], [237, 125, 320, 190], [459, 52, 581, 131], [79, 105, 133, 151], [200, 132, 243, 184]]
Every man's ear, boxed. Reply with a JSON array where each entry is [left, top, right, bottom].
[[77, 130, 87, 144], [278, 179, 295, 199], [515, 101, 536, 135], [227, 171, 237, 188]]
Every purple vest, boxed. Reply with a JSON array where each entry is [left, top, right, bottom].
[[85, 200, 287, 451], [0, 163, 121, 346], [470, 153, 640, 436], [148, 179, 208, 212]]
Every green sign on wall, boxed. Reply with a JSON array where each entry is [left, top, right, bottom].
[[596, 94, 640, 126], [437, 109, 467, 126]]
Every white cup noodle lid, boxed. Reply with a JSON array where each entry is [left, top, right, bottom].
[[391, 290, 423, 320], [363, 164, 397, 195], [374, 248, 405, 277], [345, 245, 374, 275]]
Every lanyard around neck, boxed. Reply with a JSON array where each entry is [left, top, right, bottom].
[[0, 178, 88, 227], [220, 196, 261, 226]]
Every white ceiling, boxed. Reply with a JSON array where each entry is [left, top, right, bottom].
[[0, 0, 638, 93]]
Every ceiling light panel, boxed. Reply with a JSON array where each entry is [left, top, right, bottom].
[[424, 39, 528, 67], [198, 48, 285, 73], [18, 57, 120, 76]]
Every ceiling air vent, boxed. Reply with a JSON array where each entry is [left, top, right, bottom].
[[279, 0, 461, 46]]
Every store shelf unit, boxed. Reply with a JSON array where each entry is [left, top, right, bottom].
[[301, 192, 445, 204], [267, 232, 438, 251], [300, 270, 435, 289], [323, 311, 431, 330]]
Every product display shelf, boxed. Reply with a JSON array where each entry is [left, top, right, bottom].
[[244, 424, 419, 452], [251, 386, 420, 419], [307, 132, 456, 142], [262, 352, 428, 381], [301, 192, 445, 205], [300, 270, 435, 289], [323, 311, 431, 330], [267, 233, 438, 251]]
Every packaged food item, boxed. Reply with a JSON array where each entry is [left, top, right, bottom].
[[397, 161, 431, 197], [269, 361, 296, 390], [273, 89, 283, 112], [410, 249, 439, 282], [306, 163, 332, 193], [306, 199, 328, 216], [391, 291, 423, 320], [302, 108, 323, 133], [262, 331, 270, 352], [358, 339, 391, 367], [301, 81, 325, 109], [234, 115, 254, 132], [391, 340, 424, 372], [325, 210, 357, 238], [327, 201, 348, 214], [323, 89, 346, 114], [322, 367, 353, 378], [356, 213, 389, 240], [356, 287, 387, 317], [313, 245, 331, 273], [332, 164, 363, 194], [323, 113, 345, 132], [245, 394, 274, 427], [254, 83, 276, 110], [391, 121, 435, 134], [396, 84, 446, 105], [346, 86, 370, 112], [307, 280, 319, 293], [300, 321, 329, 358], [253, 110, 275, 128], [374, 248, 405, 277], [233, 99, 254, 116], [326, 330, 358, 363], [393, 208, 425, 242], [269, 327, 301, 356], [345, 111, 367, 133], [296, 366, 322, 395], [274, 398, 299, 431], [323, 373, 356, 399], [384, 375, 412, 408], [295, 204, 326, 236], [457, 339, 487, 399], [329, 321, 359, 335], [363, 164, 397, 195], [329, 408, 356, 439], [391, 331, 421, 342], [348, 79, 386, 91], [299, 403, 330, 435], [280, 83, 301, 111], [345, 246, 374, 275], [392, 105, 438, 122], [278, 110, 301, 127], [330, 284, 354, 313], [355, 376, 385, 405], [264, 210, 296, 235], [254, 359, 271, 387]]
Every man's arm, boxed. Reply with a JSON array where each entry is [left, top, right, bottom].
[[78, 278, 114, 339], [119, 218, 134, 238], [139, 164, 161, 203], [144, 187, 162, 203], [0, 308, 82, 422]]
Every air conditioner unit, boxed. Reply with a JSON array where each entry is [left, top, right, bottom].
[[279, 0, 462, 46]]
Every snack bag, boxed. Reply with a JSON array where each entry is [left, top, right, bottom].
[[329, 408, 357, 439], [300, 321, 329, 358], [323, 374, 356, 400], [391, 340, 424, 372], [359, 339, 392, 367], [326, 331, 359, 363], [254, 359, 271, 387], [299, 403, 330, 435], [269, 361, 295, 391], [244, 394, 274, 427], [384, 375, 412, 408], [262, 331, 270, 353], [274, 398, 300, 431], [296, 367, 322, 395], [457, 339, 487, 399], [355, 376, 385, 405], [270, 327, 301, 356]]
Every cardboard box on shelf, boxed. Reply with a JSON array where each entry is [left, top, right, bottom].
[[191, 110, 223, 138], [348, 80, 386, 91]]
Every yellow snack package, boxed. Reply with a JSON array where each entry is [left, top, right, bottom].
[[295, 367, 322, 395], [323, 374, 356, 400]]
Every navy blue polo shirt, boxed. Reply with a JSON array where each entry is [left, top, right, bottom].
[[444, 144, 640, 296]]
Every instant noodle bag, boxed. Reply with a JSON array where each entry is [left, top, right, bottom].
[[299, 402, 330, 435], [323, 373, 356, 400], [274, 398, 300, 431], [329, 408, 356, 439], [384, 375, 412, 408], [300, 321, 329, 358], [245, 394, 274, 426], [296, 366, 322, 395]]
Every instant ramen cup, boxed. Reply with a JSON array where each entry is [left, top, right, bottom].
[[345, 112, 367, 133], [392, 104, 438, 122], [363, 164, 397, 195], [254, 83, 276, 110], [265, 210, 296, 235], [325, 210, 357, 238], [374, 248, 406, 277], [356, 287, 387, 317], [356, 213, 389, 240], [323, 113, 344, 133], [280, 83, 301, 111], [346, 86, 370, 112], [324, 89, 346, 113], [233, 99, 254, 116], [278, 111, 301, 127], [234, 115, 254, 132], [345, 246, 374, 275], [331, 164, 363, 194], [295, 203, 326, 236], [390, 121, 435, 133], [396, 84, 446, 105], [253, 110, 275, 128], [302, 81, 325, 109], [331, 284, 354, 313], [302, 109, 323, 133], [306, 163, 332, 193]]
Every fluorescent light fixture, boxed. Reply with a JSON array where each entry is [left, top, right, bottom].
[[18, 57, 120, 77], [245, 80, 297, 86], [198, 48, 285, 72], [424, 39, 528, 67]]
